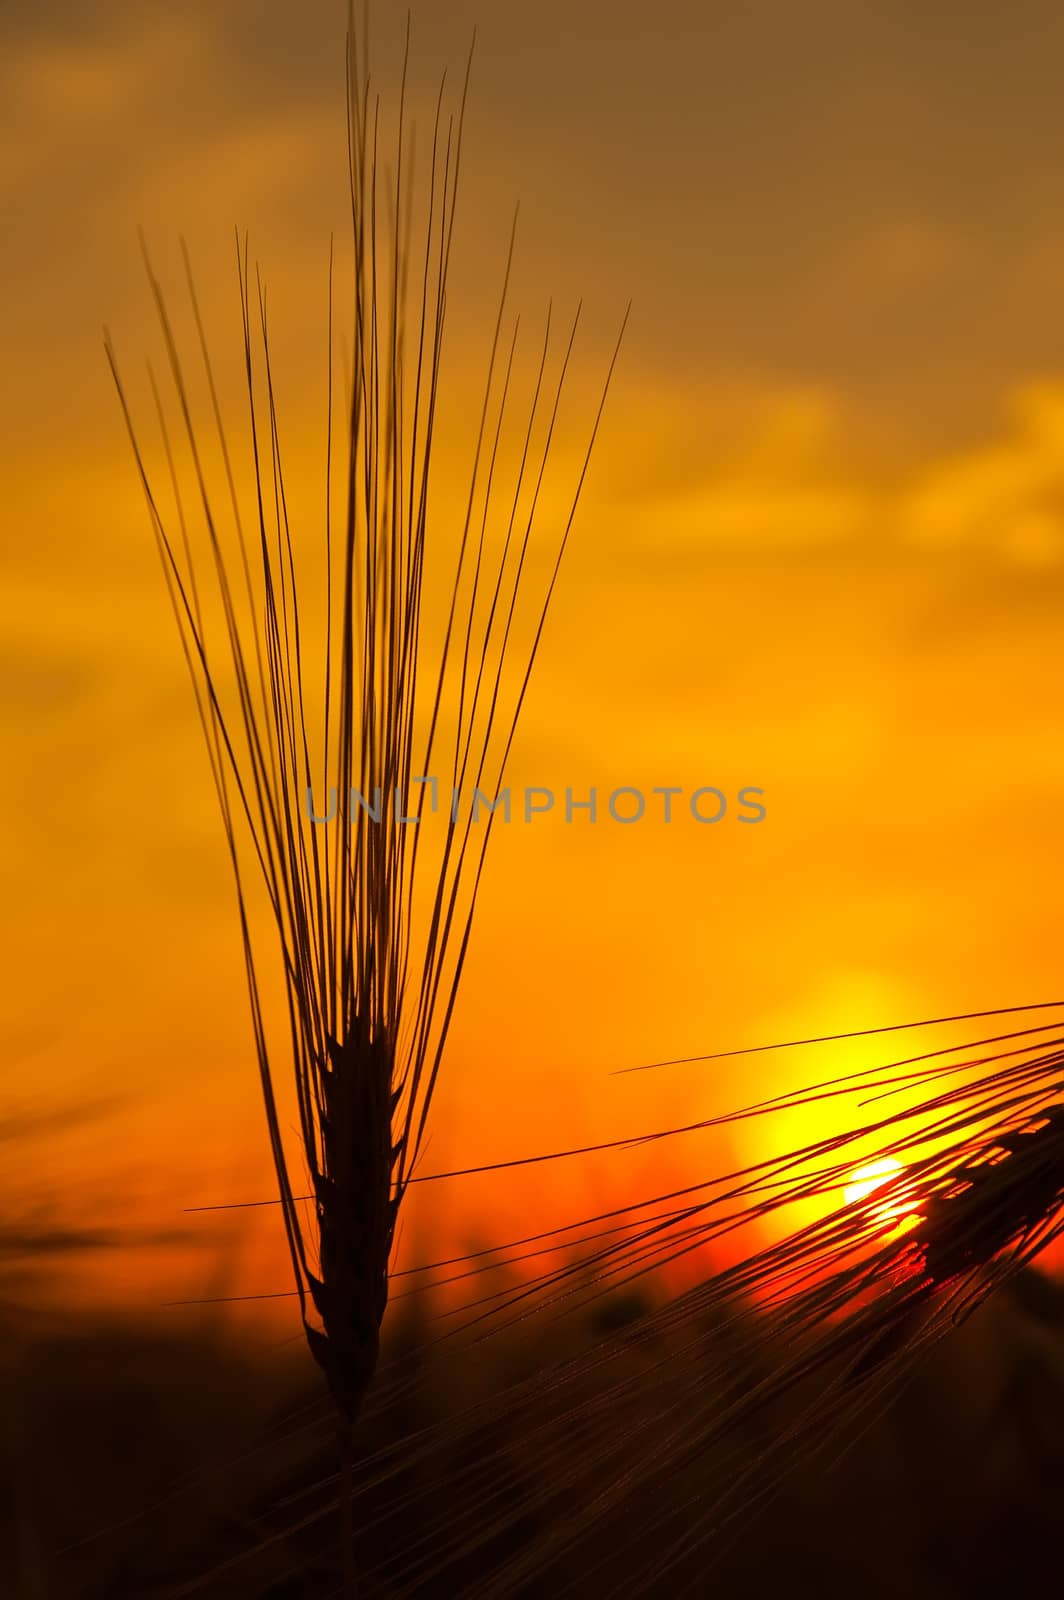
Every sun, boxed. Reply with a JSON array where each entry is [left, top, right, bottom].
[[844, 1156, 904, 1208], [842, 1155, 921, 1238], [842, 1156, 921, 1243]]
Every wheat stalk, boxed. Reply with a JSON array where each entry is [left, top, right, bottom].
[[104, 7, 625, 1581]]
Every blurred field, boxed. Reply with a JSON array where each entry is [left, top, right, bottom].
[[5, 1267, 1064, 1597]]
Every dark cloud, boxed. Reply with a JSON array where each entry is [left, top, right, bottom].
[[0, 1095, 124, 1145], [0, 1222, 196, 1258]]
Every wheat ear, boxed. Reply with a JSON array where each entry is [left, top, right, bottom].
[[105, 7, 626, 1455]]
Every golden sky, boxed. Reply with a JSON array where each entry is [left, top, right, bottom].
[[4, 0, 1064, 1321]]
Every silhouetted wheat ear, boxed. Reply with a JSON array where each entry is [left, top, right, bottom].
[[104, 3, 627, 1441], [304, 1026, 397, 1422], [917, 1098, 1064, 1281], [324, 1003, 1064, 1594]]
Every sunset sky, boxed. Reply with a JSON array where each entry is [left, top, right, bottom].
[[5, 0, 1064, 1322]]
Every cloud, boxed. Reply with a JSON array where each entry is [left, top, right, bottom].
[[590, 374, 1064, 568], [0, 1096, 125, 1145], [902, 382, 1064, 565], [593, 381, 871, 551], [840, 219, 966, 291], [0, 1222, 196, 1259], [639, 480, 868, 551]]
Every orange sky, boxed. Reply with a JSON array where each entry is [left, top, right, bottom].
[[4, 0, 1064, 1326]]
